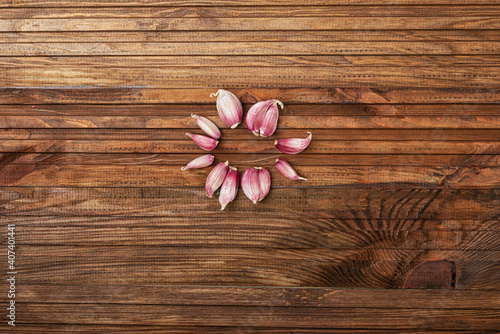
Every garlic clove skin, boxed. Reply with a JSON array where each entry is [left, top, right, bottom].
[[186, 133, 219, 151], [275, 157, 307, 180], [206, 161, 229, 198], [191, 114, 221, 139], [241, 167, 261, 204], [245, 100, 274, 136], [210, 89, 243, 129], [181, 154, 214, 171], [259, 100, 283, 137], [219, 167, 239, 211], [256, 167, 271, 202], [274, 132, 312, 154]]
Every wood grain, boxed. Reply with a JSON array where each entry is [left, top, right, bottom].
[[2, 87, 499, 104], [0, 187, 498, 219]]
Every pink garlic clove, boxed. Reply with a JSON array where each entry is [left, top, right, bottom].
[[274, 132, 312, 154], [245, 100, 275, 136], [241, 167, 261, 204], [219, 167, 239, 211], [186, 133, 219, 151], [181, 154, 214, 171], [210, 89, 243, 129], [275, 157, 307, 180], [256, 167, 271, 202], [191, 114, 221, 139], [206, 161, 229, 198], [259, 100, 283, 137]]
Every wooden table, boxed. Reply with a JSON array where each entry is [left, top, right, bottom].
[[1, 1, 499, 332]]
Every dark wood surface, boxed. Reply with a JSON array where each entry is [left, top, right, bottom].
[[1, 1, 499, 332]]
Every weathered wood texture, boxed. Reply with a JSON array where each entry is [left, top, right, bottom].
[[1, 1, 499, 332]]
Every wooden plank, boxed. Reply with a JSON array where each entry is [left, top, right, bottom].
[[2, 87, 498, 104], [9, 285, 500, 308], [0, 139, 498, 154], [1, 115, 499, 129], [2, 0, 499, 7], [3, 6, 500, 19], [2, 164, 500, 189], [4, 216, 498, 231], [7, 216, 500, 249], [2, 129, 499, 141], [2, 153, 498, 167], [2, 30, 499, 43], [4, 325, 493, 334], [0, 187, 498, 219], [2, 42, 499, 56], [2, 17, 500, 32], [5, 56, 500, 68], [4, 66, 500, 89], [10, 245, 500, 288], [2, 104, 498, 116]]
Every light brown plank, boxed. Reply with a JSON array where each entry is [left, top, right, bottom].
[[2, 6, 500, 19], [2, 17, 500, 32], [2, 164, 500, 189], [1, 0, 499, 7], [9, 245, 500, 289], [2, 42, 499, 56], [2, 153, 498, 167], [0, 187, 498, 220], [2, 30, 498, 43], [4, 66, 500, 89], [2, 104, 498, 117], [0, 139, 498, 154], [5, 56, 500, 68], [7, 215, 500, 249], [1, 87, 498, 104]]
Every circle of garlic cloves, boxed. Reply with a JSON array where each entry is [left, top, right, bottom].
[[183, 89, 312, 211]]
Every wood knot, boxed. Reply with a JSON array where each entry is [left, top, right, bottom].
[[403, 260, 457, 289]]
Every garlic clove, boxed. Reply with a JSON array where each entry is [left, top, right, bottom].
[[181, 154, 214, 171], [256, 167, 271, 202], [186, 133, 219, 151], [275, 157, 307, 180], [241, 167, 261, 204], [210, 89, 243, 129], [245, 100, 275, 136], [274, 132, 312, 154], [259, 100, 283, 137], [219, 166, 239, 211], [191, 114, 221, 139], [206, 161, 229, 198]]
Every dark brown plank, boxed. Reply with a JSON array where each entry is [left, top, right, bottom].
[[2, 164, 500, 189], [2, 104, 499, 116], [0, 139, 498, 154], [2, 30, 499, 43], [0, 187, 498, 220], [10, 245, 500, 289], [3, 6, 500, 19], [2, 153, 499, 167], [6, 286, 500, 308], [2, 87, 498, 104], [3, 42, 499, 56], [7, 215, 500, 250], [1, 115, 499, 129]]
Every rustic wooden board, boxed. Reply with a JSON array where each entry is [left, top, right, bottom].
[[1, 1, 499, 332]]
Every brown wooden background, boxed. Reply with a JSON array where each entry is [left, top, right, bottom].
[[1, 1, 500, 332]]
